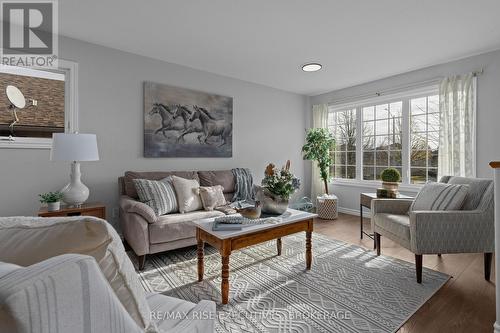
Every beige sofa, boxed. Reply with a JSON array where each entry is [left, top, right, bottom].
[[119, 170, 238, 270]]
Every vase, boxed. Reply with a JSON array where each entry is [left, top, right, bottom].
[[382, 181, 399, 192], [47, 201, 61, 212], [255, 186, 289, 215]]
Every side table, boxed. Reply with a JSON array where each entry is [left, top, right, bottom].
[[38, 202, 106, 219], [360, 193, 413, 247]]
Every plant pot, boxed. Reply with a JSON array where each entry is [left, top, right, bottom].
[[382, 181, 399, 192], [255, 186, 289, 215], [47, 201, 61, 212]]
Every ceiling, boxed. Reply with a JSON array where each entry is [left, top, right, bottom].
[[59, 0, 500, 95]]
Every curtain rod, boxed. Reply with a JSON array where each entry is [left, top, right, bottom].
[[327, 68, 484, 106]]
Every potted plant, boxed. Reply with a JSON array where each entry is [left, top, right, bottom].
[[39, 192, 64, 212], [301, 128, 335, 195], [380, 168, 401, 192], [255, 160, 301, 215]]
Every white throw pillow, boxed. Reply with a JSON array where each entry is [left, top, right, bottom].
[[0, 216, 156, 332], [410, 182, 469, 212], [171, 175, 203, 213], [199, 185, 227, 211], [133, 177, 178, 215]]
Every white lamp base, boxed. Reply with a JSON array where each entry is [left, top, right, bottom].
[[61, 161, 89, 206]]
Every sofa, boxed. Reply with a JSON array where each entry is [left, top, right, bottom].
[[0, 216, 216, 333], [119, 170, 239, 270]]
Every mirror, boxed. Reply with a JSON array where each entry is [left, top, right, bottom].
[[6, 85, 26, 109]]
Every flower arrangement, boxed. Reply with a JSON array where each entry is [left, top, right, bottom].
[[261, 160, 301, 200]]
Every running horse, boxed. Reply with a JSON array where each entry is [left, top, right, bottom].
[[149, 103, 184, 137], [188, 105, 232, 146]]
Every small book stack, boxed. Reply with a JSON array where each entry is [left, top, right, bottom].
[[376, 187, 398, 198]]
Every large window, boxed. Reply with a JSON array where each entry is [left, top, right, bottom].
[[328, 86, 440, 185]]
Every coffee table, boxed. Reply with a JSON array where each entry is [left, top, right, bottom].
[[194, 209, 317, 304]]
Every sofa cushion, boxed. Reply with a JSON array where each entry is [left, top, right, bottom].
[[198, 170, 235, 193], [171, 176, 203, 213], [124, 171, 199, 199], [0, 216, 154, 332], [445, 176, 492, 210], [199, 185, 227, 211], [374, 213, 411, 242], [410, 182, 469, 212], [149, 210, 224, 244], [133, 178, 178, 215]]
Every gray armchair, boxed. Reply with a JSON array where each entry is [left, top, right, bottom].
[[371, 176, 494, 283]]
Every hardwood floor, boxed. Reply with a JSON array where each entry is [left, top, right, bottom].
[[313, 213, 496, 333]]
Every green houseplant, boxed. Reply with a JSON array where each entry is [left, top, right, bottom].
[[39, 191, 64, 212], [380, 168, 401, 192], [302, 128, 335, 195]]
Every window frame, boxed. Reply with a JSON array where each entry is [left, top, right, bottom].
[[0, 59, 79, 149], [328, 85, 441, 188]]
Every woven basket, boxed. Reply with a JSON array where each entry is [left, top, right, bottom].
[[317, 195, 338, 220]]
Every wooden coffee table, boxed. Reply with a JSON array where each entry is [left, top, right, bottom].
[[194, 209, 317, 304]]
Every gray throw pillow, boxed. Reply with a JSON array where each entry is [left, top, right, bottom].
[[410, 182, 469, 212], [133, 178, 178, 216]]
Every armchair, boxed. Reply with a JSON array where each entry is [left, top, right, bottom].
[[371, 176, 494, 283]]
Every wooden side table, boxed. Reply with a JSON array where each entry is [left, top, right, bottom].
[[38, 202, 106, 219], [360, 193, 413, 247]]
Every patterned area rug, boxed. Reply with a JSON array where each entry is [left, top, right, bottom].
[[130, 233, 449, 333]]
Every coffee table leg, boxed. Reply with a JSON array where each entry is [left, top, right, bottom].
[[197, 238, 204, 282], [277, 238, 282, 256], [306, 231, 312, 270], [221, 255, 230, 304]]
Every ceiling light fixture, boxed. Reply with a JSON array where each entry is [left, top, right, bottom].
[[302, 63, 322, 72]]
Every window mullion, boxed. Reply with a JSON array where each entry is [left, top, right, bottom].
[[401, 98, 410, 184], [356, 106, 362, 181]]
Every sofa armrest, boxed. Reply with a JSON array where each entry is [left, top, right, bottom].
[[409, 209, 494, 254], [119, 196, 151, 256], [371, 199, 413, 215], [120, 195, 157, 223]]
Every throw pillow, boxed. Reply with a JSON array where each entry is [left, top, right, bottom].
[[199, 185, 227, 211], [410, 182, 469, 212], [133, 178, 178, 216], [171, 175, 203, 213]]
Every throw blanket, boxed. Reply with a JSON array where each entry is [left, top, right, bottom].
[[232, 168, 254, 202]]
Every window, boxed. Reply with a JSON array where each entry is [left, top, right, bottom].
[[328, 86, 440, 185], [328, 108, 356, 179]]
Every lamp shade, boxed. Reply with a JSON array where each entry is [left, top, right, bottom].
[[50, 133, 99, 161]]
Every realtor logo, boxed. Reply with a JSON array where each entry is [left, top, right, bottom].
[[1, 0, 58, 67]]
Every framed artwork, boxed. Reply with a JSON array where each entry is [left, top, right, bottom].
[[144, 82, 233, 157]]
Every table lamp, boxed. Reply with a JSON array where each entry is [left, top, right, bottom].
[[50, 133, 99, 206]]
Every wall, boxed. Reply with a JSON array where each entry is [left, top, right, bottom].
[[0, 36, 308, 229], [310, 49, 500, 213]]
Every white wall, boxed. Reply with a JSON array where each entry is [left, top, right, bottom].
[[0, 37, 308, 228], [309, 49, 500, 212]]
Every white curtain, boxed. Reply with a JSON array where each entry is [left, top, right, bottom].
[[311, 104, 329, 199], [438, 73, 476, 178]]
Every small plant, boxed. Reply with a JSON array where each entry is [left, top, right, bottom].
[[262, 160, 301, 200], [39, 192, 64, 203], [381, 168, 401, 183]]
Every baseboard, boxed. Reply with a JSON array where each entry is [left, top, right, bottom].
[[338, 206, 371, 218]]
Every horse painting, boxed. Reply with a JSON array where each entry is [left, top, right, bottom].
[[144, 82, 233, 157]]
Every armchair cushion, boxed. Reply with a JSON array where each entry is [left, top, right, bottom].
[[373, 213, 411, 249], [0, 216, 154, 332], [121, 195, 158, 223], [444, 176, 492, 210], [410, 182, 468, 211]]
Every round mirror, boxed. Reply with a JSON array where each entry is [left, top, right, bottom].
[[6, 85, 26, 109]]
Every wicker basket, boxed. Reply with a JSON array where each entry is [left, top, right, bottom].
[[317, 194, 338, 220]]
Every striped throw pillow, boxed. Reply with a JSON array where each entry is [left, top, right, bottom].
[[133, 178, 178, 216], [410, 182, 469, 212]]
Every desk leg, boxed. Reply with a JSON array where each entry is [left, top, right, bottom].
[[360, 204, 363, 239]]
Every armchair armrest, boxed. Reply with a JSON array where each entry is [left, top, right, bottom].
[[371, 199, 413, 215], [120, 195, 157, 223], [409, 209, 494, 254]]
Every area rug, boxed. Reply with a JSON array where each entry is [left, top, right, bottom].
[[130, 233, 450, 333]]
